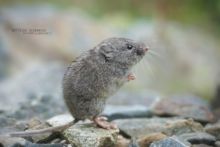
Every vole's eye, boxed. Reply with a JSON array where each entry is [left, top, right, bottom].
[[127, 44, 133, 50]]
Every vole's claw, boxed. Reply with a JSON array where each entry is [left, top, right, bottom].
[[127, 73, 136, 81], [96, 116, 108, 121], [93, 116, 118, 130]]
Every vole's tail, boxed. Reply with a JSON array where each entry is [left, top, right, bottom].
[[8, 119, 78, 137]]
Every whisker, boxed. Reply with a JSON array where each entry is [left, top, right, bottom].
[[146, 55, 161, 70], [132, 62, 138, 75], [148, 49, 163, 58], [138, 59, 144, 73], [143, 57, 155, 79]]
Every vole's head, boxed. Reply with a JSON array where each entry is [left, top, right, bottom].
[[98, 37, 148, 68]]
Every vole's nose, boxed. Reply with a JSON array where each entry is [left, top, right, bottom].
[[137, 46, 148, 56], [137, 48, 145, 55], [144, 47, 149, 52]]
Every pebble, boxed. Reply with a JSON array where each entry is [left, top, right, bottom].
[[47, 114, 74, 127], [151, 94, 215, 123], [27, 120, 55, 143], [63, 123, 119, 147], [215, 141, 220, 147], [138, 133, 167, 147], [178, 132, 216, 146], [205, 121, 220, 140], [149, 137, 190, 147]]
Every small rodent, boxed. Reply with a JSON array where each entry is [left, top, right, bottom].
[[8, 37, 148, 137]]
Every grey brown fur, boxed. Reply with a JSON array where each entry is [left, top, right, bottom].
[[63, 37, 147, 120], [7, 37, 147, 136]]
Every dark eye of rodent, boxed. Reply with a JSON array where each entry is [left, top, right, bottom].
[[127, 44, 133, 50]]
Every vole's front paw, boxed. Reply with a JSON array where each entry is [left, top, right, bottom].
[[127, 73, 136, 81]]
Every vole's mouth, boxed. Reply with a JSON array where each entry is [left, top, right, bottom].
[[136, 47, 148, 56]]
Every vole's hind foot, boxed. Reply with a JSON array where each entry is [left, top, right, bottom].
[[93, 116, 117, 130], [127, 73, 136, 81]]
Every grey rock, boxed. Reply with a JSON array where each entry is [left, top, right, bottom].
[[205, 122, 220, 140], [128, 138, 139, 147], [50, 138, 62, 144], [103, 92, 159, 121], [151, 94, 215, 123], [63, 123, 119, 147], [162, 118, 204, 136], [48, 114, 119, 147], [149, 137, 190, 147], [0, 63, 66, 113], [115, 135, 130, 147], [1, 94, 67, 128], [0, 136, 30, 147], [113, 117, 203, 138], [0, 116, 16, 128], [27, 120, 55, 143], [0, 63, 68, 128], [0, 117, 28, 136], [103, 105, 152, 121], [0, 137, 65, 147], [178, 132, 216, 145], [215, 141, 220, 147], [4, 117, 58, 143]]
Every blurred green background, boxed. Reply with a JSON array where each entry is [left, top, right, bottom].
[[0, 0, 220, 109], [1, 0, 220, 32]]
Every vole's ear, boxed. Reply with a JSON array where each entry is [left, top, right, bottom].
[[99, 44, 114, 61]]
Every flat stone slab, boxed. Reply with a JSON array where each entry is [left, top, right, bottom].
[[47, 114, 119, 147], [63, 123, 119, 147], [103, 104, 152, 121], [151, 94, 215, 123], [113, 117, 203, 138]]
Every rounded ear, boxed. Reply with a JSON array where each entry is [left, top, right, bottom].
[[99, 44, 114, 61]]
